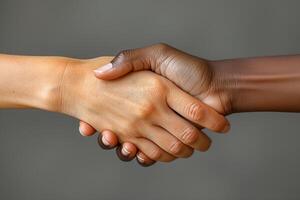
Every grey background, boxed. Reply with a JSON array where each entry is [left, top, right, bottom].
[[0, 0, 299, 199]]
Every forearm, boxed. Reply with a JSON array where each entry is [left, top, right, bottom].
[[211, 55, 300, 113], [0, 54, 70, 111], [0, 54, 114, 113]]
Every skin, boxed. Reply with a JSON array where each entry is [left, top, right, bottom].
[[0, 54, 229, 165], [79, 43, 300, 166], [80, 43, 233, 165]]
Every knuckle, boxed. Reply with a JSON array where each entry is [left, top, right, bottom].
[[143, 77, 167, 101], [169, 140, 185, 155], [149, 77, 167, 95], [114, 49, 133, 63], [181, 127, 199, 145], [150, 75, 164, 87], [186, 103, 204, 121], [155, 43, 170, 51], [118, 49, 132, 58], [137, 102, 156, 119]]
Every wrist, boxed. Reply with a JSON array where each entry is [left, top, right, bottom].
[[208, 59, 239, 114], [57, 57, 114, 118], [33, 57, 77, 113], [55, 58, 88, 117], [209, 56, 300, 113]]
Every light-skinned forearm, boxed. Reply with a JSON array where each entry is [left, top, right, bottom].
[[0, 54, 70, 111], [0, 54, 113, 114]]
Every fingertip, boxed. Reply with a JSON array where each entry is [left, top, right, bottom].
[[115, 142, 137, 162], [93, 63, 113, 79], [97, 133, 116, 150], [122, 142, 138, 158], [115, 145, 133, 162], [136, 152, 156, 167], [93, 65, 124, 81], [210, 116, 231, 133], [102, 130, 119, 147], [79, 121, 96, 136], [221, 121, 231, 133], [203, 107, 231, 133], [198, 137, 212, 152]]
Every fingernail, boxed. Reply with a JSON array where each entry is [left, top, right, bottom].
[[102, 135, 111, 146], [222, 123, 231, 133], [137, 154, 145, 163], [121, 146, 131, 156], [79, 127, 85, 136], [94, 63, 113, 75]]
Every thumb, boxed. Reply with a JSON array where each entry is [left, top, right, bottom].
[[93, 49, 151, 80], [93, 62, 132, 80]]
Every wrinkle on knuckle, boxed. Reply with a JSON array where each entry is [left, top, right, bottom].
[[181, 127, 199, 145], [186, 103, 204, 121], [113, 49, 133, 65], [118, 49, 132, 58]]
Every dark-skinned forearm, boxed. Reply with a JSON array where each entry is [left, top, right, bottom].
[[210, 55, 300, 113]]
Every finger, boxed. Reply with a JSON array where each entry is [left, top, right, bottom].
[[136, 151, 156, 167], [141, 125, 194, 158], [79, 121, 96, 136], [167, 88, 230, 133], [93, 48, 151, 80], [132, 138, 176, 162], [160, 109, 212, 152], [115, 142, 137, 162], [93, 43, 179, 80], [97, 130, 119, 150]]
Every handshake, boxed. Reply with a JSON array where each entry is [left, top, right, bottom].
[[77, 43, 233, 166], [2, 43, 298, 167]]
